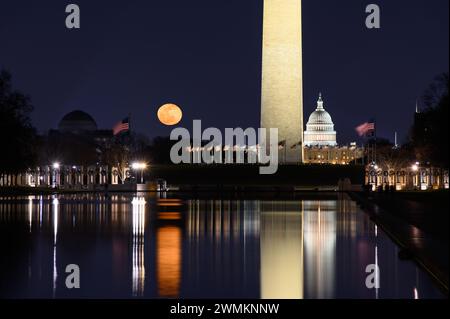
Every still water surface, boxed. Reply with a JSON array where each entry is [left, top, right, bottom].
[[0, 193, 444, 299]]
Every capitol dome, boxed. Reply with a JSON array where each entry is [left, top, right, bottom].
[[58, 110, 98, 133], [304, 94, 337, 147]]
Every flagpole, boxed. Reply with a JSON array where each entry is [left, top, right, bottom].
[[128, 113, 131, 134], [362, 143, 365, 165], [394, 131, 398, 148], [374, 118, 377, 164]]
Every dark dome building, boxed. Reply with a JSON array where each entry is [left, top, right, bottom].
[[48, 110, 113, 163], [58, 110, 98, 133]]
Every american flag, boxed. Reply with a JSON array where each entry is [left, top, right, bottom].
[[113, 117, 130, 135], [355, 120, 375, 137]]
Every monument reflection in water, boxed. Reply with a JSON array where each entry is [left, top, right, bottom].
[[0, 193, 444, 299]]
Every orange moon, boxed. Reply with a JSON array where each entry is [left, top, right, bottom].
[[157, 103, 183, 126]]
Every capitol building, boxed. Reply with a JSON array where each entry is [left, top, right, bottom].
[[304, 94, 337, 147], [303, 94, 363, 165]]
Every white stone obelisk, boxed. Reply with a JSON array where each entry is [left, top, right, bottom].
[[261, 0, 304, 163]]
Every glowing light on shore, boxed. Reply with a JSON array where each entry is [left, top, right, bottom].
[[131, 162, 147, 170], [414, 287, 419, 299]]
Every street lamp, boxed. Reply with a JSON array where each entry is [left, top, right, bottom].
[[411, 162, 420, 190], [370, 162, 379, 189], [52, 162, 60, 188], [131, 162, 148, 184]]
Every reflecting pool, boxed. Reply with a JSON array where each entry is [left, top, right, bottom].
[[0, 193, 444, 299]]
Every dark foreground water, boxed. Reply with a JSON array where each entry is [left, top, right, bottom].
[[0, 193, 444, 299]]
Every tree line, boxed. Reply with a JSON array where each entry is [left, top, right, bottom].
[[372, 72, 449, 170]]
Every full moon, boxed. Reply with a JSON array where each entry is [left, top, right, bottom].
[[157, 103, 183, 126]]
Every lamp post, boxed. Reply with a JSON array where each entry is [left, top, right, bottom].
[[373, 164, 379, 189], [52, 162, 60, 188], [411, 162, 419, 189], [132, 162, 147, 184]]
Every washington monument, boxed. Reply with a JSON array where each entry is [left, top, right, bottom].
[[261, 0, 304, 163]]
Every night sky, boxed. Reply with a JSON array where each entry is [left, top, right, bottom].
[[0, 0, 448, 144]]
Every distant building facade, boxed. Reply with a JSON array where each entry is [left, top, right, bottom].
[[304, 144, 364, 165], [365, 164, 449, 191], [0, 110, 133, 189]]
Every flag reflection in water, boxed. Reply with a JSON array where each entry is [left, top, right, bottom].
[[131, 197, 146, 297]]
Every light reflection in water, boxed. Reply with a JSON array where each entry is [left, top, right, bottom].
[[157, 226, 181, 298], [39, 196, 43, 228], [184, 200, 260, 298], [0, 194, 444, 299], [131, 197, 146, 297], [52, 197, 59, 298], [260, 201, 304, 299], [28, 196, 32, 233], [303, 201, 337, 299], [375, 224, 379, 299], [53, 197, 59, 244], [156, 198, 182, 298]]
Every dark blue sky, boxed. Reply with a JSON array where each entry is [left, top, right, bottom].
[[0, 0, 448, 144]]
